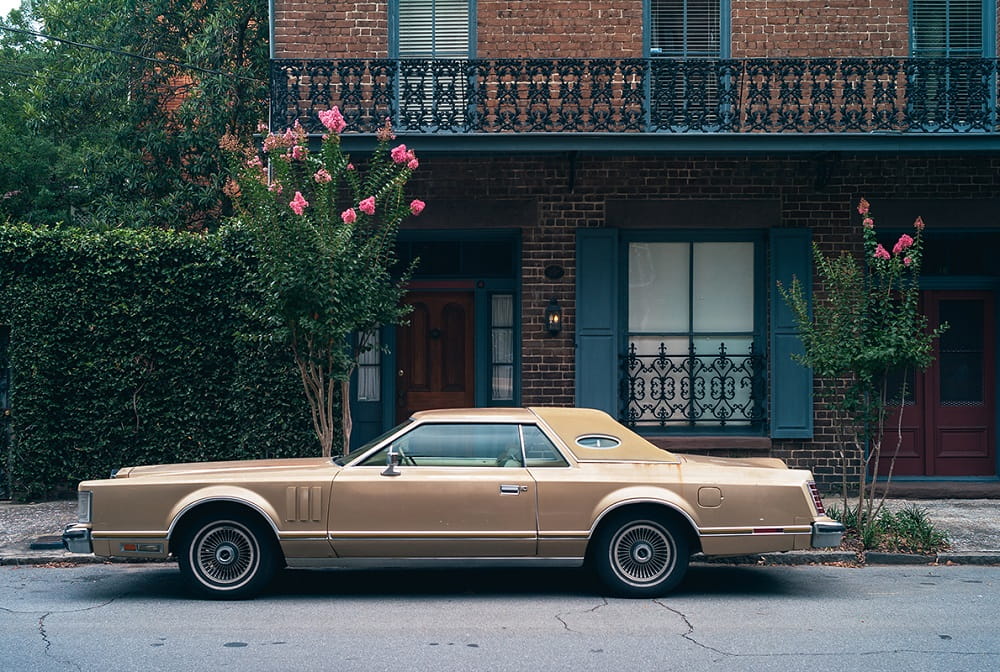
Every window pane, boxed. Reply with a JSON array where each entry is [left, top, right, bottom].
[[650, 0, 721, 57], [629, 243, 689, 332], [522, 425, 569, 467], [938, 299, 984, 405], [491, 294, 515, 401], [389, 423, 521, 465], [692, 242, 754, 333], [399, 0, 469, 57], [356, 331, 380, 401], [911, 0, 983, 56]]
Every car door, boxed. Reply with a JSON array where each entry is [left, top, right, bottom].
[[328, 422, 537, 557]]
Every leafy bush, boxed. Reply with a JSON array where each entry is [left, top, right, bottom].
[[828, 504, 950, 555], [0, 224, 315, 500]]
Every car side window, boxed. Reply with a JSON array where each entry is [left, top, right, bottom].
[[522, 425, 569, 467], [359, 423, 523, 467]]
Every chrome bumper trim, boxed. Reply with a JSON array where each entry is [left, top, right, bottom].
[[811, 521, 846, 548], [62, 524, 94, 554]]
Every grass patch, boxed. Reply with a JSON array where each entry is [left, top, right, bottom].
[[827, 504, 950, 555]]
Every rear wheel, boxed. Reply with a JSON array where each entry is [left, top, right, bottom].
[[593, 512, 689, 598], [177, 511, 277, 599]]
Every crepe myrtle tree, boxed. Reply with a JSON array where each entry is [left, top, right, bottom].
[[779, 199, 945, 541], [223, 111, 424, 456]]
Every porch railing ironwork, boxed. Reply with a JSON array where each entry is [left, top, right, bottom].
[[271, 57, 1000, 135], [620, 341, 767, 429]]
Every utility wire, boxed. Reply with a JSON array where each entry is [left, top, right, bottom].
[[0, 23, 264, 83]]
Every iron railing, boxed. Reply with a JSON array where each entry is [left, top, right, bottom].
[[620, 341, 767, 429], [271, 57, 999, 135]]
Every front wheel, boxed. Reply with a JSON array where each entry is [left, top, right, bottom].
[[593, 513, 690, 598], [178, 512, 278, 599]]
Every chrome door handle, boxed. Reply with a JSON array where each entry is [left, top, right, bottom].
[[499, 484, 527, 495]]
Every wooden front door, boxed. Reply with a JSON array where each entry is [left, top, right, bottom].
[[396, 291, 475, 422], [884, 291, 996, 477]]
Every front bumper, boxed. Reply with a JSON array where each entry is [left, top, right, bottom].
[[62, 524, 94, 554], [811, 520, 846, 548]]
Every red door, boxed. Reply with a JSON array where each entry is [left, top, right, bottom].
[[395, 291, 475, 422], [883, 291, 996, 477]]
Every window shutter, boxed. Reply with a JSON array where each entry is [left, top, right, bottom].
[[398, 0, 470, 58], [649, 0, 721, 57], [769, 229, 813, 439], [575, 229, 620, 415], [911, 0, 984, 56]]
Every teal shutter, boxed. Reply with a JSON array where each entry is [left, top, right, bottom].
[[575, 228, 620, 415], [770, 229, 813, 439]]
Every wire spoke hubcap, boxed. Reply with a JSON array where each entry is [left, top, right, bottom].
[[611, 522, 675, 586], [195, 523, 257, 587]]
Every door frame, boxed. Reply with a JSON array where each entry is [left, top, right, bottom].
[[349, 230, 522, 449], [886, 276, 1000, 480]]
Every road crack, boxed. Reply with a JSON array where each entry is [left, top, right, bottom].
[[555, 597, 608, 633]]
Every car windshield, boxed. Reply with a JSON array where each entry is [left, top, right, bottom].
[[332, 420, 413, 466]]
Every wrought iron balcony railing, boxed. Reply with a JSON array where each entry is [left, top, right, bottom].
[[620, 341, 767, 429], [271, 57, 999, 137]]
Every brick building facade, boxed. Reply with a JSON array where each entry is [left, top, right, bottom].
[[270, 1, 1000, 488]]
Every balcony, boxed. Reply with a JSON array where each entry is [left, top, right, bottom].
[[270, 57, 1000, 152]]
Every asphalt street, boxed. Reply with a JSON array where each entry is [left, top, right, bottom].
[[1, 562, 998, 672]]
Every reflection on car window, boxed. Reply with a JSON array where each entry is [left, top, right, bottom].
[[336, 420, 412, 465], [522, 425, 569, 467], [359, 423, 523, 467]]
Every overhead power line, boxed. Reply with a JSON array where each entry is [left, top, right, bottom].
[[0, 23, 264, 83]]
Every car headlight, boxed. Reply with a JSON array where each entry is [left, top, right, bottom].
[[77, 490, 93, 524]]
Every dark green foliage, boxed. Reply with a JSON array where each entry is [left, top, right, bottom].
[[0, 224, 315, 500]]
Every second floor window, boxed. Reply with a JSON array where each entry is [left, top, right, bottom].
[[396, 0, 471, 58], [911, 0, 985, 57], [649, 0, 722, 58]]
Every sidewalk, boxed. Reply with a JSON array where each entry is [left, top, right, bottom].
[[1, 497, 998, 566]]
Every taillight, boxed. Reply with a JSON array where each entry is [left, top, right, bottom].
[[807, 481, 826, 515]]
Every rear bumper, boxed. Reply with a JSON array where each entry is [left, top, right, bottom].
[[811, 520, 845, 548], [62, 524, 93, 554]]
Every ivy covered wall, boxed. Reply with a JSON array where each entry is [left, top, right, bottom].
[[0, 224, 316, 500]]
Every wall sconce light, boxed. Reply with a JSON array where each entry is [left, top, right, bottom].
[[545, 297, 562, 335]]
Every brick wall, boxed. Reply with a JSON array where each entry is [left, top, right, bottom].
[[404, 152, 1000, 481], [272, 1, 966, 60], [274, 1, 389, 58], [730, 0, 909, 58]]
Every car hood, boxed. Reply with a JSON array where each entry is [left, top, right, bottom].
[[678, 454, 789, 470], [114, 457, 336, 479]]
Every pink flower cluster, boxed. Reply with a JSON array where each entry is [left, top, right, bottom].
[[318, 107, 347, 134], [391, 144, 419, 170], [289, 191, 309, 216], [341, 208, 356, 224], [313, 169, 332, 183], [409, 199, 425, 215], [359, 196, 376, 215]]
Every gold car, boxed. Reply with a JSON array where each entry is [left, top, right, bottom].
[[63, 407, 843, 599]]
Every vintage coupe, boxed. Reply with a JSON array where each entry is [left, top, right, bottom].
[[63, 407, 843, 598]]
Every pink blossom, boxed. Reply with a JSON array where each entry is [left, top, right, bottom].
[[892, 233, 914, 256], [391, 144, 409, 164], [874, 244, 890, 261], [289, 191, 309, 215], [268, 182, 283, 194], [359, 196, 376, 215], [256, 121, 269, 133], [409, 199, 425, 215], [318, 107, 347, 133], [903, 256, 912, 267], [341, 208, 357, 224], [313, 168, 332, 183], [914, 216, 925, 231], [862, 217, 874, 229], [283, 127, 297, 144], [407, 158, 419, 170], [347, 163, 355, 171], [246, 155, 263, 169], [291, 145, 306, 161], [857, 198, 870, 215]]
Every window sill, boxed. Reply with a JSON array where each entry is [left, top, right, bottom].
[[645, 436, 772, 453]]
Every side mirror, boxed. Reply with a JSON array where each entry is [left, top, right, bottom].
[[381, 446, 401, 477]]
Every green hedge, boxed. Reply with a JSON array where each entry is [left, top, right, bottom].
[[0, 224, 316, 500]]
